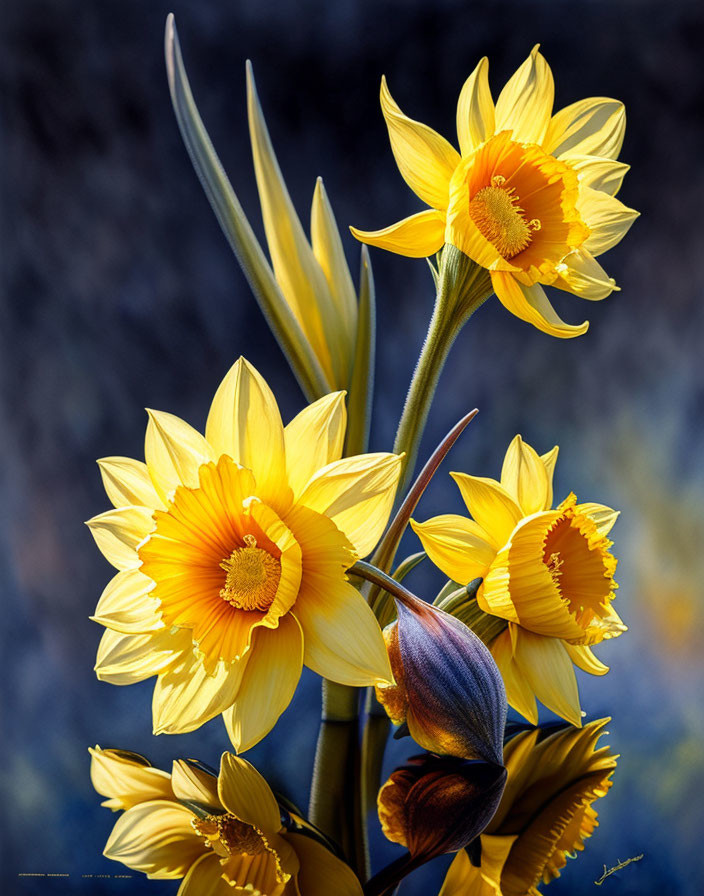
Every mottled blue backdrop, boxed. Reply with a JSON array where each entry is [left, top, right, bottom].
[[2, 0, 704, 893]]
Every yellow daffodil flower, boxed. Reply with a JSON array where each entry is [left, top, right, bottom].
[[351, 46, 639, 338], [411, 435, 626, 726], [438, 720, 618, 896], [87, 358, 399, 750], [90, 746, 363, 895]]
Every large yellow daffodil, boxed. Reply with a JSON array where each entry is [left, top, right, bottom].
[[352, 47, 638, 338], [90, 746, 363, 895], [438, 720, 617, 896], [88, 358, 399, 750], [412, 435, 626, 726]]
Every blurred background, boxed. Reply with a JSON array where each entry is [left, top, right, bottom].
[[2, 0, 703, 892]]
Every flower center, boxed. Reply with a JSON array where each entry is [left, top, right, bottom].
[[192, 813, 289, 889], [219, 534, 281, 611], [468, 175, 541, 259]]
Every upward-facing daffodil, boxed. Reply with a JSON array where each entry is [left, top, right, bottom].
[[412, 436, 626, 726], [88, 358, 398, 750], [352, 46, 638, 338]]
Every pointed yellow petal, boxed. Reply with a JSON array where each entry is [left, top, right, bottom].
[[223, 613, 303, 752], [247, 65, 343, 388], [576, 502, 619, 536], [577, 187, 639, 256], [553, 248, 617, 301], [152, 653, 247, 735], [89, 746, 173, 811], [298, 452, 402, 558], [456, 57, 495, 155], [450, 472, 523, 548], [87, 507, 155, 570], [350, 209, 446, 258], [176, 853, 231, 896], [98, 457, 165, 510], [103, 800, 204, 879], [286, 832, 363, 896], [311, 177, 358, 364], [284, 391, 347, 499], [491, 627, 538, 724], [513, 629, 582, 726], [92, 569, 162, 634], [544, 98, 626, 160], [564, 154, 630, 196], [439, 834, 517, 896], [492, 272, 589, 339], [95, 628, 187, 685], [410, 514, 496, 584], [564, 642, 609, 676], [171, 760, 219, 809], [500, 435, 551, 515], [295, 579, 392, 686], [540, 445, 559, 510], [495, 46, 554, 145], [205, 358, 288, 509], [145, 410, 214, 499], [217, 753, 281, 834], [380, 76, 460, 209]]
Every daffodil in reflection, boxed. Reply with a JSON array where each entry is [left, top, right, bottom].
[[88, 358, 398, 750], [412, 435, 625, 726]]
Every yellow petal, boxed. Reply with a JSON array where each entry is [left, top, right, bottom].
[[205, 358, 288, 509], [87, 506, 155, 570], [284, 391, 347, 499], [223, 613, 303, 752], [95, 628, 185, 685], [247, 65, 343, 389], [553, 248, 617, 301], [577, 186, 639, 257], [311, 177, 358, 362], [145, 409, 214, 499], [540, 445, 559, 510], [92, 569, 162, 634], [98, 457, 165, 510], [456, 57, 495, 156], [410, 514, 496, 584], [89, 746, 173, 811], [217, 753, 281, 834], [564, 642, 609, 676], [295, 578, 392, 686], [563, 154, 630, 196], [513, 629, 582, 726], [380, 76, 460, 209], [491, 627, 538, 724], [544, 98, 626, 159], [103, 799, 204, 879], [177, 853, 231, 896], [152, 653, 247, 735], [439, 835, 516, 896], [450, 472, 523, 548], [350, 209, 446, 258], [492, 272, 589, 339], [286, 832, 364, 896], [500, 435, 551, 515], [171, 760, 220, 809], [495, 46, 554, 145], [576, 502, 619, 536], [298, 452, 402, 558]]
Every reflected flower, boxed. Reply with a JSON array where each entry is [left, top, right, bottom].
[[412, 435, 625, 726]]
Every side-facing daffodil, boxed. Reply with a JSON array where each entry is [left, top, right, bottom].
[[90, 746, 363, 895], [438, 719, 618, 896], [88, 358, 399, 750], [412, 435, 626, 726], [352, 46, 638, 338]]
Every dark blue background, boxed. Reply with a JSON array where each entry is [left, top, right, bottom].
[[2, 0, 704, 893]]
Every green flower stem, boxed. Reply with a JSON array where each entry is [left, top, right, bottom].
[[393, 248, 491, 497], [308, 681, 364, 875], [360, 687, 391, 840]]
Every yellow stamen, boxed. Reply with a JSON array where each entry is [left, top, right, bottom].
[[192, 813, 289, 887], [468, 178, 533, 259], [219, 534, 281, 611]]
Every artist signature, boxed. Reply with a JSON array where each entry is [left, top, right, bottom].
[[595, 854, 644, 885]]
